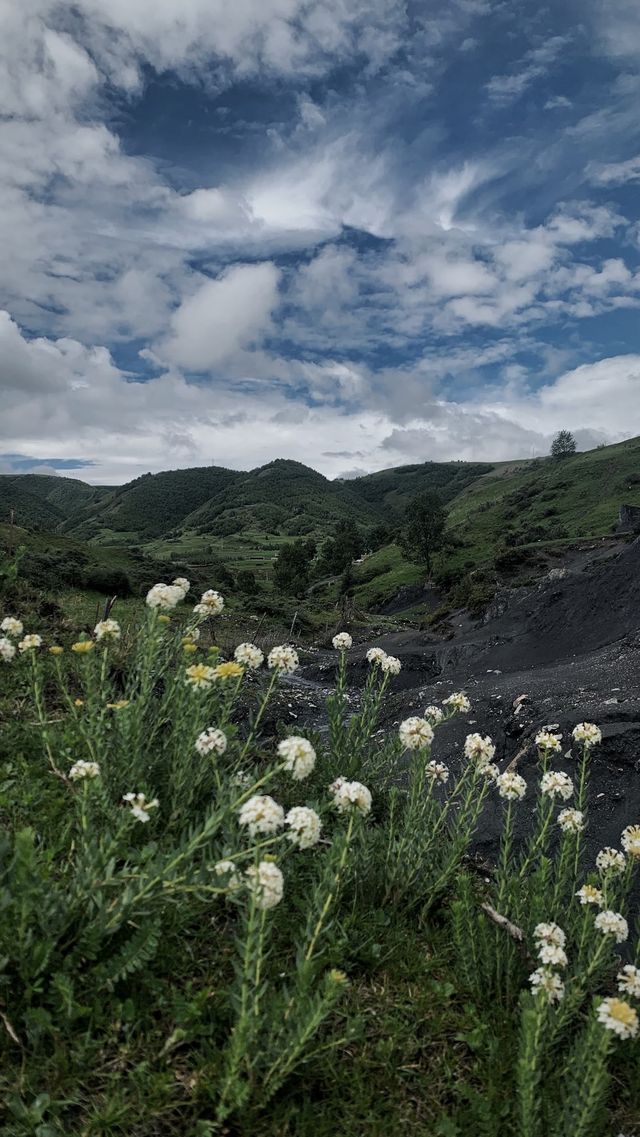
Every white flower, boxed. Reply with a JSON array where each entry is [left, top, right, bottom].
[[595, 910, 629, 943], [172, 577, 190, 595], [529, 968, 565, 1004], [195, 727, 227, 757], [576, 884, 604, 906], [332, 631, 353, 650], [277, 736, 316, 780], [94, 618, 121, 642], [424, 705, 444, 724], [183, 626, 200, 642], [267, 644, 299, 674], [238, 794, 285, 837], [426, 761, 449, 783], [496, 771, 527, 800], [533, 922, 566, 948], [380, 654, 401, 675], [535, 730, 562, 752], [285, 806, 322, 849], [331, 779, 372, 816], [597, 997, 638, 1040], [123, 792, 159, 822], [482, 763, 500, 782], [193, 589, 224, 616], [399, 716, 434, 750], [0, 616, 23, 637], [18, 634, 43, 653], [464, 733, 496, 766], [214, 859, 241, 890], [234, 642, 264, 669], [69, 760, 101, 780], [540, 771, 573, 800], [246, 861, 284, 909], [537, 943, 568, 968], [572, 722, 602, 747], [366, 647, 387, 665], [596, 847, 626, 874], [146, 582, 183, 610], [617, 965, 640, 999], [0, 637, 16, 662], [557, 808, 584, 833], [620, 825, 640, 858], [443, 692, 471, 713]]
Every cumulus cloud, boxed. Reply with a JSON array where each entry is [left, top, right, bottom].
[[159, 263, 281, 371]]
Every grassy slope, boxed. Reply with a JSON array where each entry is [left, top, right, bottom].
[[348, 459, 495, 515], [0, 474, 110, 530]]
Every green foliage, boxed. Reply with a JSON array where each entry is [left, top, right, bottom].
[[551, 430, 577, 460], [399, 492, 447, 574], [1, 604, 639, 1135], [273, 538, 317, 594]]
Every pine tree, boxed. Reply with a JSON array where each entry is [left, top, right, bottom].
[[550, 430, 577, 459]]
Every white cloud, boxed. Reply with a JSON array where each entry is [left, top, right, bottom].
[[588, 155, 640, 185], [486, 36, 569, 104], [159, 263, 281, 371]]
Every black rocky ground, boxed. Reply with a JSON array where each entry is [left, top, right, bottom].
[[285, 537, 640, 862]]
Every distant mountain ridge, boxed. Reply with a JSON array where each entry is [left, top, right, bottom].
[[2, 439, 640, 551]]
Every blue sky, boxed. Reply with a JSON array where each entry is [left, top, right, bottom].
[[3, 0, 640, 483]]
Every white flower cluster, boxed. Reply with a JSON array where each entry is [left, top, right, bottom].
[[146, 581, 189, 610], [621, 824, 640, 858], [366, 647, 386, 664], [540, 770, 573, 800], [173, 577, 190, 594], [94, 618, 121, 642], [399, 717, 434, 750], [575, 884, 603, 906], [277, 736, 316, 780], [214, 859, 242, 891], [594, 910, 628, 943], [330, 777, 372, 816], [123, 792, 159, 822], [596, 847, 626, 874], [426, 761, 449, 784], [1, 616, 23, 637], [617, 965, 640, 999], [557, 808, 584, 832], [69, 760, 101, 780], [246, 861, 284, 909], [285, 806, 322, 849], [572, 722, 602, 747], [380, 654, 401, 675], [597, 997, 638, 1040], [496, 770, 527, 800], [443, 692, 471, 713], [267, 644, 299, 673], [0, 637, 16, 662], [464, 733, 496, 767], [529, 967, 565, 1004], [234, 642, 264, 668], [424, 705, 444, 725], [195, 727, 227, 757], [238, 794, 285, 837], [18, 634, 42, 653], [193, 589, 224, 617], [535, 729, 562, 752], [530, 923, 567, 1000], [332, 632, 353, 650]]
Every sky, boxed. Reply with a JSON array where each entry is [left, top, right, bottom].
[[3, 0, 640, 484]]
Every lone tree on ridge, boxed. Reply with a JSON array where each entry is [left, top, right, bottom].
[[550, 430, 577, 459]]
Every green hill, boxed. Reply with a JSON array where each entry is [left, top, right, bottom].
[[0, 474, 110, 530], [347, 460, 495, 515]]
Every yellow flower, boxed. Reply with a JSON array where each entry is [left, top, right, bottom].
[[182, 642, 198, 654], [157, 614, 171, 625], [328, 969, 349, 986], [49, 646, 64, 655], [213, 661, 244, 681], [74, 698, 84, 707], [107, 699, 131, 710], [71, 640, 95, 654], [185, 663, 216, 690]]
